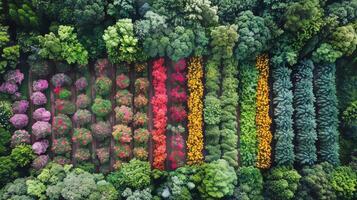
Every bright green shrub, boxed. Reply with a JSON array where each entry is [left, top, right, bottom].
[[58, 89, 72, 100], [107, 159, 151, 191], [91, 97, 112, 118], [314, 62, 339, 165], [293, 59, 317, 166], [10, 145, 35, 167], [26, 179, 46, 199], [239, 64, 258, 166], [103, 18, 144, 64], [235, 11, 272, 61], [236, 166, 263, 200], [38, 25, 88, 66], [272, 61, 294, 166], [0, 26, 20, 74], [330, 166, 357, 200], [196, 159, 237, 199], [296, 162, 336, 200], [265, 167, 301, 200], [210, 25, 238, 62]]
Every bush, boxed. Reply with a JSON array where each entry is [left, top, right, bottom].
[[133, 112, 147, 127], [265, 167, 301, 200], [236, 166, 263, 200], [91, 97, 112, 117], [76, 94, 91, 109], [32, 108, 51, 122], [72, 128, 92, 146], [75, 77, 88, 92], [134, 128, 150, 144], [32, 121, 51, 140], [0, 101, 13, 129], [116, 74, 130, 89], [32, 80, 48, 92], [12, 100, 29, 114], [107, 159, 151, 191], [134, 94, 148, 108], [196, 159, 237, 199], [10, 114, 29, 129], [135, 78, 149, 93], [11, 130, 30, 147], [58, 88, 72, 100], [91, 121, 112, 141], [53, 114, 72, 136], [51, 73, 72, 88], [330, 166, 357, 200], [113, 144, 131, 159], [96, 148, 110, 164], [115, 89, 133, 106], [55, 99, 76, 115], [95, 76, 112, 96], [112, 124, 132, 143], [32, 155, 49, 170], [10, 144, 35, 167], [74, 148, 91, 162], [0, 156, 17, 187], [32, 140, 49, 155], [30, 92, 47, 106], [51, 137, 72, 155], [0, 127, 11, 155], [73, 109, 92, 126], [296, 162, 336, 200], [115, 105, 133, 124]]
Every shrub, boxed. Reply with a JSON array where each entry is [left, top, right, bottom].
[[52, 137, 72, 155], [0, 100, 13, 129], [115, 90, 133, 106], [32, 140, 49, 155], [112, 124, 132, 143], [76, 94, 91, 109], [236, 166, 263, 200], [73, 109, 92, 126], [51, 73, 72, 88], [31, 92, 47, 106], [133, 112, 147, 127], [95, 76, 112, 96], [169, 106, 187, 123], [115, 105, 133, 124], [33, 108, 51, 122], [12, 100, 29, 114], [265, 167, 301, 200], [296, 162, 336, 200], [26, 179, 46, 199], [116, 74, 130, 89], [96, 148, 110, 164], [113, 144, 131, 159], [91, 97, 112, 117], [134, 128, 150, 144], [330, 166, 357, 200], [75, 77, 88, 91], [10, 114, 29, 129], [0, 156, 17, 187], [74, 148, 91, 162], [314, 63, 339, 165], [32, 155, 49, 170], [4, 69, 24, 84], [0, 82, 18, 95], [10, 144, 35, 167], [91, 121, 112, 141], [0, 128, 11, 154], [11, 130, 30, 147], [1, 178, 29, 199], [72, 128, 92, 146], [52, 114, 72, 136], [134, 94, 148, 108], [32, 121, 51, 140], [107, 159, 151, 190], [55, 99, 76, 115], [133, 147, 148, 160], [293, 59, 317, 165], [33, 80, 48, 92], [135, 78, 149, 93], [38, 26, 88, 66], [196, 159, 237, 199], [60, 171, 97, 200], [58, 88, 72, 100]]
